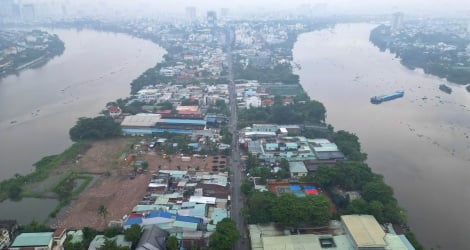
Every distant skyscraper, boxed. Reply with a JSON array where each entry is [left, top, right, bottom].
[[220, 8, 228, 19], [21, 4, 36, 22], [391, 12, 404, 33], [0, 0, 16, 20], [206, 11, 217, 26], [185, 6, 196, 23]]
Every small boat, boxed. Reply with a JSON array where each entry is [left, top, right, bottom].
[[439, 84, 452, 94]]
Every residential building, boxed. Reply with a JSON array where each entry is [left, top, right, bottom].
[[9, 232, 53, 250]]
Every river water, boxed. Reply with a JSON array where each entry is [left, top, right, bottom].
[[294, 23, 470, 250], [0, 29, 165, 179], [0, 29, 164, 224]]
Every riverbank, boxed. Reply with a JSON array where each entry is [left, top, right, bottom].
[[0, 30, 65, 79], [369, 24, 470, 88], [295, 22, 470, 250]]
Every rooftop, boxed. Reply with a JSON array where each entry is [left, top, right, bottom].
[[11, 232, 53, 247], [341, 215, 386, 248], [121, 113, 162, 127]]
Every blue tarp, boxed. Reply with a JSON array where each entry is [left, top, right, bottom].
[[290, 185, 301, 191]]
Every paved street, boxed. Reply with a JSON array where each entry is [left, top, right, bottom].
[[226, 30, 249, 250]]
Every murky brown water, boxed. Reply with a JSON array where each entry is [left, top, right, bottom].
[[0, 29, 165, 179], [295, 23, 470, 250]]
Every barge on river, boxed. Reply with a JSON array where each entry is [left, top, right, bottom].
[[370, 90, 404, 104]]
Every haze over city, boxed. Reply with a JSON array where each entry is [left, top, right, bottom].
[[7, 0, 470, 19], [1, 0, 470, 250]]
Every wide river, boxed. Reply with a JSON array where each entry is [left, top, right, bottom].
[[294, 23, 470, 249], [0, 29, 165, 179]]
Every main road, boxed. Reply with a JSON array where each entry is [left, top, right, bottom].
[[226, 29, 248, 250]]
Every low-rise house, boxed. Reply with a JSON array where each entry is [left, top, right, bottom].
[[52, 228, 67, 250], [289, 161, 308, 178], [9, 232, 53, 250], [88, 235, 131, 250], [136, 225, 168, 250]]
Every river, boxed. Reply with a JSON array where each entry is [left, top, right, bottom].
[[294, 23, 470, 250], [0, 29, 165, 179], [0, 29, 165, 224]]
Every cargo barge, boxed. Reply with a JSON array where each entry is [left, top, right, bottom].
[[370, 90, 404, 104]]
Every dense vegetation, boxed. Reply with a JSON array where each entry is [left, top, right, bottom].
[[243, 190, 330, 227], [69, 116, 122, 141], [370, 24, 470, 85], [209, 218, 239, 250], [233, 61, 299, 84], [238, 97, 326, 128]]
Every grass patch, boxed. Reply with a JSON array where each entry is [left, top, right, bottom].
[[0, 141, 90, 201]]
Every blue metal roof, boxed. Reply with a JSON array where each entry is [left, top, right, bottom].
[[160, 119, 207, 125], [290, 185, 301, 191], [124, 217, 142, 226], [175, 215, 201, 224], [304, 185, 316, 190], [148, 211, 176, 219]]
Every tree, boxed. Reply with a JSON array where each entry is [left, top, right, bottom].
[[8, 183, 22, 200], [69, 116, 121, 141], [362, 180, 394, 204], [165, 235, 178, 250], [124, 224, 142, 249], [19, 220, 50, 233], [209, 218, 239, 250], [103, 226, 121, 238], [240, 180, 253, 195], [82, 227, 98, 248], [98, 205, 109, 226], [245, 191, 276, 223], [271, 193, 306, 226], [99, 239, 130, 250]]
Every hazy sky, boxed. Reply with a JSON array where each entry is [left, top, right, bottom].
[[21, 0, 470, 18]]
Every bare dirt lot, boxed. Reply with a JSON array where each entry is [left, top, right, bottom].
[[53, 137, 229, 229]]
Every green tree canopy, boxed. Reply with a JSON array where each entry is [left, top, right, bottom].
[[124, 224, 142, 249], [165, 235, 178, 250], [271, 193, 330, 227], [245, 191, 276, 223], [209, 218, 239, 250], [69, 116, 121, 141]]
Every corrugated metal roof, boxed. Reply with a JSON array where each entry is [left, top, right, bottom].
[[211, 208, 228, 224], [289, 161, 308, 173], [11, 232, 53, 247], [121, 114, 162, 127], [341, 215, 386, 248], [172, 221, 198, 231], [160, 119, 206, 125], [124, 217, 142, 226]]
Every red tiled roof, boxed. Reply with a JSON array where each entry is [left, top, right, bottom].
[[261, 99, 274, 105]]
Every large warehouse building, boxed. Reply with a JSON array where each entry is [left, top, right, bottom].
[[121, 113, 207, 135]]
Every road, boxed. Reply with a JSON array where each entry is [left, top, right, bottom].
[[226, 29, 249, 250]]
